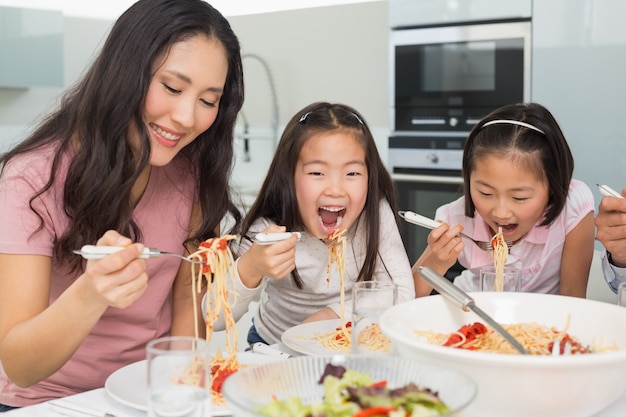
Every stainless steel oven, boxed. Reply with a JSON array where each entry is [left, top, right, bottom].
[[389, 20, 531, 132]]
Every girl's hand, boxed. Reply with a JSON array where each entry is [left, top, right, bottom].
[[425, 222, 465, 271], [238, 225, 297, 287], [79, 230, 149, 309]]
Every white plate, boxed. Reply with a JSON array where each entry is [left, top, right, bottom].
[[281, 319, 350, 356], [104, 351, 286, 415]]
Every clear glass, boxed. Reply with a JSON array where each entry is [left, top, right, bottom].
[[479, 266, 521, 292], [618, 282, 626, 307], [147, 336, 211, 417], [351, 281, 397, 354]]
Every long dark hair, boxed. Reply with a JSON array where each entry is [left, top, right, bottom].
[[462, 102, 574, 225], [241, 102, 398, 288], [0, 0, 244, 272]]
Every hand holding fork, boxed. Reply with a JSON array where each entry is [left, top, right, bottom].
[[399, 211, 512, 251]]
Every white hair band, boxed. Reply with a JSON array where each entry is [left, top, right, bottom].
[[481, 119, 545, 135]]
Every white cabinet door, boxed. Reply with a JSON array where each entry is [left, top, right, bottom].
[[532, 0, 626, 231]]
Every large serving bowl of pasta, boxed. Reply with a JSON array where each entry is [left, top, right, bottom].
[[221, 354, 477, 416], [379, 292, 626, 417]]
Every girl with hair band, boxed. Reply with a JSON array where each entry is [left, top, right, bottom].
[[411, 102, 595, 297], [207, 102, 415, 345], [0, 0, 243, 408]]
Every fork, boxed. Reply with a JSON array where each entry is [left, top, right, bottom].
[[551, 339, 572, 355], [73, 245, 204, 264], [399, 211, 512, 251]]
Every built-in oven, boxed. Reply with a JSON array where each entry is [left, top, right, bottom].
[[389, 20, 531, 132]]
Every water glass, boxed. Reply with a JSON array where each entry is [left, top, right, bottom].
[[351, 281, 397, 354], [618, 282, 626, 307], [147, 336, 211, 417], [480, 266, 521, 292]]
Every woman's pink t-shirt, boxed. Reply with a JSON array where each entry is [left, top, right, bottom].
[[0, 144, 194, 406]]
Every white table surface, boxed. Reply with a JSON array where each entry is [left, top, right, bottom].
[[5, 345, 626, 417], [5, 386, 626, 417]]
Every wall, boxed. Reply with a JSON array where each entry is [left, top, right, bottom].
[[532, 0, 626, 250], [228, 1, 389, 192], [0, 16, 112, 151]]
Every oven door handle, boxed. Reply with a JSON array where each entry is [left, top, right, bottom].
[[391, 173, 463, 185]]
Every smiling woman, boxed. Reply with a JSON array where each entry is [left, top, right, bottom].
[[0, 0, 244, 409]]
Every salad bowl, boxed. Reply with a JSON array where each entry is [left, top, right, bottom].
[[222, 354, 476, 416]]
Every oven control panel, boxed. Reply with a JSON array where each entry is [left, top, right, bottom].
[[388, 135, 465, 173]]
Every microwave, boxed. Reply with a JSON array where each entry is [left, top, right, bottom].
[[389, 20, 531, 132]]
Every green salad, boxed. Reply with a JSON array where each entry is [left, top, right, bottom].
[[256, 363, 450, 417]]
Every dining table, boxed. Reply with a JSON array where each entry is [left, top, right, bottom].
[[4, 343, 626, 417]]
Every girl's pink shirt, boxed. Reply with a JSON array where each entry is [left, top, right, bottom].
[[436, 179, 594, 294], [0, 144, 194, 406]]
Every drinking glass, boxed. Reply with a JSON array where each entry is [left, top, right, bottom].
[[147, 336, 211, 417], [351, 281, 397, 354], [618, 282, 626, 307], [480, 266, 521, 292]]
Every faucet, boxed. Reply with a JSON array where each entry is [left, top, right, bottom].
[[241, 53, 279, 153]]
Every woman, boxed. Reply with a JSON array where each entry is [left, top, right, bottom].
[[0, 0, 243, 408]]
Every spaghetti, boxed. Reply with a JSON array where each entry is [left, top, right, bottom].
[[189, 234, 242, 406], [356, 322, 392, 353], [313, 321, 391, 353], [314, 229, 352, 351], [417, 319, 616, 355], [314, 229, 391, 353], [490, 226, 508, 291]]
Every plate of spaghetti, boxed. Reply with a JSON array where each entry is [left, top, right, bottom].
[[104, 351, 286, 414]]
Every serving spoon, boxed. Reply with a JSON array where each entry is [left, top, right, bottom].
[[418, 266, 527, 354]]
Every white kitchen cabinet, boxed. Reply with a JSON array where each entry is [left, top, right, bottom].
[[0, 6, 63, 88], [532, 0, 626, 227], [389, 0, 531, 28]]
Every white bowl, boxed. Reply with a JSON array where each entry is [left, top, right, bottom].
[[222, 355, 477, 416], [380, 292, 626, 417]]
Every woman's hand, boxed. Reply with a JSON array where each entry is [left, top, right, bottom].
[[79, 230, 149, 309], [237, 225, 298, 288], [0, 230, 149, 387]]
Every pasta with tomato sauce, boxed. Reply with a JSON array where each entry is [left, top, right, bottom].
[[189, 235, 242, 406], [417, 319, 617, 355], [314, 229, 392, 353], [490, 226, 508, 292]]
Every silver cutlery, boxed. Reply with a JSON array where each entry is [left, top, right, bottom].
[[253, 232, 302, 245], [49, 399, 115, 417], [73, 245, 204, 264], [419, 266, 527, 354], [251, 342, 292, 358], [399, 211, 512, 251], [597, 184, 624, 199], [551, 339, 572, 356]]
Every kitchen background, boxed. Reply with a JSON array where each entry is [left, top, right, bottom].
[[0, 0, 623, 343]]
